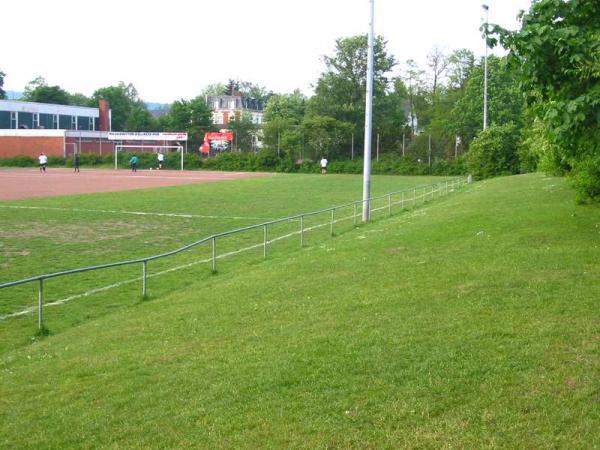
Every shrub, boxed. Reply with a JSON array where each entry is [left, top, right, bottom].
[[466, 123, 521, 179]]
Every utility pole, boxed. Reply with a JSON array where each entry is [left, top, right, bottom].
[[482, 4, 489, 130], [362, 0, 375, 222], [402, 133, 405, 157]]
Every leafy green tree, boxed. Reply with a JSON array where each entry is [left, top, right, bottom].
[[494, 0, 600, 201], [68, 93, 93, 107], [92, 82, 150, 131], [0, 70, 6, 99], [466, 122, 521, 179], [308, 34, 396, 148], [201, 83, 226, 97], [229, 112, 258, 151], [446, 56, 523, 149], [301, 115, 353, 161], [22, 77, 71, 105], [262, 91, 307, 158]]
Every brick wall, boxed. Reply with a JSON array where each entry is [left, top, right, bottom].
[[0, 136, 64, 158]]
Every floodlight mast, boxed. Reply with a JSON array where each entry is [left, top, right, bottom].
[[482, 4, 489, 130], [362, 0, 375, 222]]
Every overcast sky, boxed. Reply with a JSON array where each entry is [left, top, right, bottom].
[[1, 0, 532, 103]]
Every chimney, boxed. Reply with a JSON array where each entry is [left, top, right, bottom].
[[98, 99, 110, 131]]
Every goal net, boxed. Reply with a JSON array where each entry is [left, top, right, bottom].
[[114, 145, 184, 171]]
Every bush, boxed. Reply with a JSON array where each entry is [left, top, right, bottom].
[[572, 155, 600, 203], [466, 123, 521, 179], [0, 156, 37, 167]]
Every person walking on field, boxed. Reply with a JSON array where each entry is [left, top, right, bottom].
[[73, 152, 80, 173], [129, 155, 139, 172], [157, 152, 165, 170], [38, 152, 48, 173], [320, 156, 328, 175]]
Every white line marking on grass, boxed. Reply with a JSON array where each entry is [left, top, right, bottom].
[[1, 192, 451, 320], [0, 205, 272, 221], [0, 219, 337, 320]]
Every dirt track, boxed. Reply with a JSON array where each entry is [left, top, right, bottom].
[[0, 168, 269, 201]]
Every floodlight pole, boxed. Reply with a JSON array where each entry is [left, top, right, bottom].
[[483, 4, 489, 130], [362, 0, 375, 222]]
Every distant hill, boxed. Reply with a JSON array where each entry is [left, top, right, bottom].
[[4, 90, 23, 100]]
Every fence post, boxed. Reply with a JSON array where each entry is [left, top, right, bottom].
[[38, 278, 44, 330], [300, 215, 304, 248], [142, 261, 147, 297], [330, 209, 335, 236], [212, 237, 217, 273], [388, 193, 392, 217], [263, 224, 268, 259]]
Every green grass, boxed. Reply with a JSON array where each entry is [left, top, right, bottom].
[[0, 173, 599, 448]]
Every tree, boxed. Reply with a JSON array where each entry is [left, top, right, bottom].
[[224, 79, 240, 96], [201, 83, 226, 97], [68, 93, 93, 107], [446, 49, 475, 92], [229, 113, 258, 151], [446, 56, 523, 149], [466, 123, 521, 179], [494, 0, 600, 201], [0, 70, 6, 99], [262, 91, 307, 158], [403, 59, 427, 135], [22, 77, 71, 105], [426, 46, 449, 104], [92, 82, 151, 131], [163, 96, 213, 149], [308, 34, 396, 153]]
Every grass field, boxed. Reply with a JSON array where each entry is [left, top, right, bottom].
[[1, 173, 598, 448]]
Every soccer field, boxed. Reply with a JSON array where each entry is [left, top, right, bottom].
[[1, 173, 598, 449], [0, 172, 453, 350]]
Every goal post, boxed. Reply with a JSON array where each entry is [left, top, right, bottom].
[[114, 145, 184, 171], [107, 131, 189, 171]]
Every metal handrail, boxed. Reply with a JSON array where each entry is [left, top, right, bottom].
[[0, 177, 467, 328]]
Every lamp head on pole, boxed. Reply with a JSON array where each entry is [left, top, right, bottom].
[[482, 4, 489, 11]]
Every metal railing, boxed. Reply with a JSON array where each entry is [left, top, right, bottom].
[[0, 177, 467, 329]]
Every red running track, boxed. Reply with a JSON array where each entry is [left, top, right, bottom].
[[0, 168, 270, 201]]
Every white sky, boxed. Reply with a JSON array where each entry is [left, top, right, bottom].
[[0, 0, 531, 103]]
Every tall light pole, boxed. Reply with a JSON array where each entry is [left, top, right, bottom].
[[482, 4, 489, 130], [362, 0, 375, 222]]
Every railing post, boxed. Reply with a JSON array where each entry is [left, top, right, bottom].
[[388, 193, 392, 217], [263, 224, 268, 259], [300, 215, 304, 248], [212, 237, 217, 273], [38, 278, 44, 330], [142, 260, 147, 297], [330, 209, 335, 236]]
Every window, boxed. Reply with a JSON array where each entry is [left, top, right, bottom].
[[89, 117, 94, 130], [229, 100, 236, 109], [32, 113, 40, 128], [213, 100, 220, 110], [52, 115, 59, 129], [213, 112, 224, 125], [10, 112, 17, 129], [71, 116, 77, 130]]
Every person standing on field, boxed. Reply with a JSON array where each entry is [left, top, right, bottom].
[[129, 155, 139, 172], [320, 156, 328, 174], [38, 152, 48, 173], [157, 152, 165, 170], [73, 152, 80, 173]]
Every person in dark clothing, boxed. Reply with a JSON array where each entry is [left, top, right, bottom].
[[73, 152, 80, 173]]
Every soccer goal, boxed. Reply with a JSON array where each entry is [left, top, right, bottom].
[[114, 144, 185, 171]]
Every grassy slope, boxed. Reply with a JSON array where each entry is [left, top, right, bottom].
[[0, 174, 598, 448]]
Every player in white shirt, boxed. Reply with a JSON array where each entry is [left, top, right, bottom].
[[157, 152, 165, 170], [320, 156, 328, 174], [38, 153, 48, 173]]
